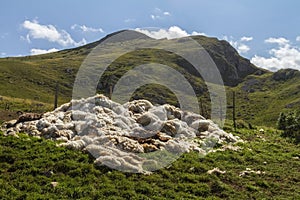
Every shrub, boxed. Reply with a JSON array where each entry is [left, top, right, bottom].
[[277, 111, 300, 143], [235, 119, 248, 129]]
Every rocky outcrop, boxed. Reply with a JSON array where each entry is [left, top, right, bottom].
[[272, 68, 300, 81], [2, 94, 241, 174], [192, 36, 267, 86]]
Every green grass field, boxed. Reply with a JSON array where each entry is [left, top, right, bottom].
[[1, 126, 299, 199]]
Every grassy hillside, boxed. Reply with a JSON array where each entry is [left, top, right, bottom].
[[1, 127, 299, 199], [0, 32, 299, 127], [228, 70, 300, 127], [1, 30, 300, 200]]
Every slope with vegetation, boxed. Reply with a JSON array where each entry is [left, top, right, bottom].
[[0, 126, 299, 199], [0, 31, 299, 127], [1, 30, 300, 199]]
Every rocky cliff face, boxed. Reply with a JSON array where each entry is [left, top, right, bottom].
[[192, 36, 267, 86]]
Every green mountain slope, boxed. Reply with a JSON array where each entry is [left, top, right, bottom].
[[229, 69, 300, 127], [0, 30, 299, 127]]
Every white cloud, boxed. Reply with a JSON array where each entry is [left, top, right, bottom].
[[150, 15, 159, 20], [241, 36, 253, 42], [265, 37, 289, 46], [230, 41, 250, 54], [163, 12, 171, 16], [236, 44, 250, 54], [1, 52, 6, 56], [22, 20, 86, 47], [191, 31, 207, 36], [223, 36, 253, 54], [135, 26, 205, 40], [20, 34, 31, 43], [251, 37, 300, 71], [136, 27, 250, 54], [296, 36, 300, 41], [71, 24, 104, 33], [150, 8, 171, 20], [30, 48, 59, 55]]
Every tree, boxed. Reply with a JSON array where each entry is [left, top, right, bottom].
[[277, 111, 300, 143]]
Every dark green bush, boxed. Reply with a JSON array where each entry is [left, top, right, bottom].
[[277, 111, 300, 143]]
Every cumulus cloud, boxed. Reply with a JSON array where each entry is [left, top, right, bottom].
[[150, 8, 171, 20], [136, 27, 250, 54], [223, 36, 253, 54], [251, 37, 300, 71], [236, 43, 250, 53], [265, 37, 289, 46], [1, 52, 6, 56], [296, 36, 300, 41], [71, 24, 104, 33], [241, 36, 253, 42], [30, 48, 59, 55], [135, 26, 205, 40], [22, 20, 86, 47]]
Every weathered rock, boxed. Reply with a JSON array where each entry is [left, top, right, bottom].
[[272, 68, 299, 81]]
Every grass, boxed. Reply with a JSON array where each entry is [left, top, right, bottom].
[[1, 33, 300, 198], [0, 126, 299, 199], [227, 72, 300, 127], [1, 33, 300, 129]]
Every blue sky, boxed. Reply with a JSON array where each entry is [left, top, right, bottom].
[[1, 0, 300, 71]]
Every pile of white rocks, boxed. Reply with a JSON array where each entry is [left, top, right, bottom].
[[2, 94, 241, 174]]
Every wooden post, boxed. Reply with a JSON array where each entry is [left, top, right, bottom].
[[5, 103, 10, 110], [54, 82, 59, 110], [219, 97, 223, 123], [232, 91, 236, 131], [109, 85, 113, 99]]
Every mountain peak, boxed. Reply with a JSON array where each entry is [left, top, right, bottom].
[[191, 35, 266, 86], [78, 30, 266, 86]]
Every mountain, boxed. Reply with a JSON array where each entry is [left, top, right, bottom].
[[0, 30, 299, 126], [191, 36, 267, 86]]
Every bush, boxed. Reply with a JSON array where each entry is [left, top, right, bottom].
[[236, 120, 249, 129], [277, 111, 300, 143]]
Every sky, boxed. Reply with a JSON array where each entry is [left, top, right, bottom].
[[1, 0, 300, 71]]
